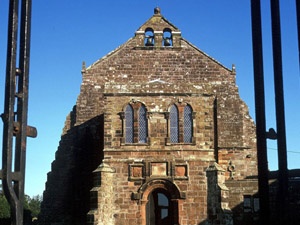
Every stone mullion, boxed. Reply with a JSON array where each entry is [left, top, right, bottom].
[[178, 105, 184, 143], [133, 108, 139, 143], [132, 102, 141, 143], [179, 117, 184, 143]]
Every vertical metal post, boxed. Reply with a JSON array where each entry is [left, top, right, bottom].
[[250, 1, 270, 225], [270, 1, 289, 224], [15, 0, 32, 224], [1, 1, 35, 225], [2, 0, 21, 224]]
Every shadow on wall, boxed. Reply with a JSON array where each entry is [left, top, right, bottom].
[[268, 169, 300, 225], [197, 169, 300, 225], [231, 170, 300, 225], [38, 110, 105, 225]]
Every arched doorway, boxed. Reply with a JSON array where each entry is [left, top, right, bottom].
[[146, 189, 172, 225], [138, 179, 181, 225]]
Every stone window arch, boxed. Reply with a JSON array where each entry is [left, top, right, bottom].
[[184, 104, 193, 143], [163, 28, 173, 47], [167, 102, 194, 144], [139, 104, 148, 143], [125, 104, 134, 143], [145, 28, 154, 46], [169, 104, 179, 143], [122, 101, 149, 144]]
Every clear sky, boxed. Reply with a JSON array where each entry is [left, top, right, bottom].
[[0, 1, 299, 197]]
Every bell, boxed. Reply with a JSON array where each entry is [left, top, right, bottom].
[[164, 37, 171, 46], [145, 37, 154, 46]]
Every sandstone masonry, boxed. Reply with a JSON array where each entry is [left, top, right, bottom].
[[39, 8, 259, 225]]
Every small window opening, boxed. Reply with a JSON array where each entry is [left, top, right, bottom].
[[125, 104, 134, 143], [170, 104, 179, 143], [184, 105, 193, 143], [145, 28, 154, 46], [163, 28, 173, 47], [243, 195, 260, 213], [139, 105, 148, 143], [123, 102, 149, 144]]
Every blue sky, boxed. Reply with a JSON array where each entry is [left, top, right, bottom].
[[0, 1, 299, 197]]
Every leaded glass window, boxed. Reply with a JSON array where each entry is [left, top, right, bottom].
[[184, 105, 193, 143], [139, 105, 148, 143], [125, 104, 134, 143], [170, 104, 179, 143]]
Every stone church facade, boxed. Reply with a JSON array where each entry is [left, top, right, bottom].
[[39, 8, 259, 225]]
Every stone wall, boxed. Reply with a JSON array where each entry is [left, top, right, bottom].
[[39, 116, 103, 225], [39, 8, 258, 225]]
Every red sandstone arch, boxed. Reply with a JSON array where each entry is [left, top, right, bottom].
[[138, 179, 182, 225]]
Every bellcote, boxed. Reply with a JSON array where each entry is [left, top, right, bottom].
[[135, 7, 182, 48]]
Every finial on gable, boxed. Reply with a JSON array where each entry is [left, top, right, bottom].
[[134, 7, 181, 48], [154, 7, 161, 15], [231, 64, 236, 75], [81, 61, 86, 74]]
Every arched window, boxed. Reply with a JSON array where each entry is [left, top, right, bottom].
[[170, 104, 179, 143], [139, 105, 148, 143], [163, 28, 172, 47], [184, 105, 193, 143], [125, 104, 134, 143], [145, 28, 154, 46], [168, 103, 194, 144], [123, 102, 148, 144]]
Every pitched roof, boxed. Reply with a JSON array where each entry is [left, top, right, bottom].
[[85, 7, 233, 74], [136, 7, 180, 33]]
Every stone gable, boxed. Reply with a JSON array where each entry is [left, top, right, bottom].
[[39, 8, 258, 225]]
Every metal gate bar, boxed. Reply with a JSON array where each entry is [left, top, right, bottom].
[[270, 0, 289, 224], [250, 1, 270, 224], [0, 1, 36, 225]]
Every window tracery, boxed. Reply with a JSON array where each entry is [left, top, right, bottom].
[[168, 103, 194, 144], [123, 101, 149, 144]]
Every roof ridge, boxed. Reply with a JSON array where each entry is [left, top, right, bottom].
[[86, 37, 134, 70], [181, 38, 232, 72]]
